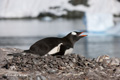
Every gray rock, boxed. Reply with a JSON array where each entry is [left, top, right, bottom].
[[47, 69, 58, 74], [37, 75, 47, 80], [109, 58, 120, 66], [7, 76, 19, 80]]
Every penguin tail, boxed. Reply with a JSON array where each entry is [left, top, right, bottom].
[[7, 50, 31, 57], [24, 50, 31, 53], [7, 52, 24, 57]]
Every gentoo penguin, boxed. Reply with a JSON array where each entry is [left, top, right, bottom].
[[24, 31, 87, 56]]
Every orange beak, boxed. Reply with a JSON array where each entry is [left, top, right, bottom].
[[78, 32, 87, 37]]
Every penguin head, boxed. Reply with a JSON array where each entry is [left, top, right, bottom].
[[65, 31, 87, 44]]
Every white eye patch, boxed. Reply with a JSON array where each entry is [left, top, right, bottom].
[[71, 32, 77, 35]]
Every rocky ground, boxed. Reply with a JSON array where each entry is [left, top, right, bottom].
[[0, 48, 120, 80]]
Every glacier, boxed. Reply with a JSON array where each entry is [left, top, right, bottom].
[[0, 0, 88, 18], [0, 0, 120, 18]]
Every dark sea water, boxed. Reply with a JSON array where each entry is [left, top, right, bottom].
[[0, 18, 120, 58]]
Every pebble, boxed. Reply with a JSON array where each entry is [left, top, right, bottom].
[[96, 55, 110, 62], [37, 75, 47, 80], [109, 58, 120, 66], [47, 69, 58, 74]]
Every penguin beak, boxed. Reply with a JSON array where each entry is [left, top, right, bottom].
[[78, 32, 87, 37]]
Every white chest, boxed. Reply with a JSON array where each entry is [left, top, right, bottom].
[[64, 48, 73, 55], [47, 43, 63, 55]]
